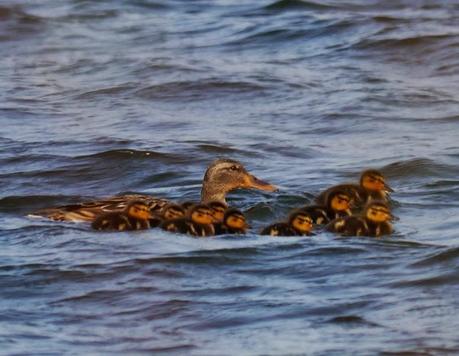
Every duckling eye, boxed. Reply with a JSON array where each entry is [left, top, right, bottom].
[[230, 165, 239, 171]]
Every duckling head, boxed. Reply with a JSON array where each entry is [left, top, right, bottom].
[[208, 201, 228, 222], [190, 204, 214, 225], [201, 159, 277, 203], [161, 203, 186, 220], [181, 201, 197, 214], [328, 190, 352, 214], [364, 201, 395, 223], [126, 201, 153, 220], [360, 169, 393, 194], [223, 208, 248, 232], [288, 210, 313, 235]]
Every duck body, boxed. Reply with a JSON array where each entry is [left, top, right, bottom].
[[91, 200, 152, 231], [33, 194, 168, 223], [326, 201, 394, 237], [30, 159, 276, 223]]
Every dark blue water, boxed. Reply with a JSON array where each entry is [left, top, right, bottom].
[[1, 0, 459, 353]]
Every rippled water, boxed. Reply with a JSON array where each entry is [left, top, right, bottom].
[[1, 0, 459, 353]]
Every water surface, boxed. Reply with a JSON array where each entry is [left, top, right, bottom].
[[1, 0, 459, 354]]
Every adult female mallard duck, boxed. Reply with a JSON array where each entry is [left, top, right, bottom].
[[326, 201, 396, 237], [29, 158, 277, 223], [315, 169, 393, 208]]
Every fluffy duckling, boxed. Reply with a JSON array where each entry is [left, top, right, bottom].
[[149, 203, 186, 227], [180, 201, 197, 215], [214, 208, 248, 235], [208, 201, 228, 222], [316, 169, 393, 208], [31, 158, 277, 222], [91, 200, 152, 231], [260, 210, 313, 237], [301, 190, 352, 225], [326, 201, 396, 237], [298, 206, 330, 225], [160, 204, 215, 237]]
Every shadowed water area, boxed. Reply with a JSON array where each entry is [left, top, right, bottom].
[[1, 0, 459, 354]]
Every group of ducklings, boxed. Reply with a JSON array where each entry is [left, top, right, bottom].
[[92, 200, 249, 237], [263, 169, 396, 237], [91, 168, 396, 238]]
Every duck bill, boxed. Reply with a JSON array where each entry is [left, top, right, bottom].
[[384, 185, 394, 193], [243, 174, 277, 192]]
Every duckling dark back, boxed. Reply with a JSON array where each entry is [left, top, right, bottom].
[[260, 222, 297, 236], [92, 211, 133, 231], [325, 216, 368, 237], [261, 210, 313, 237], [299, 205, 330, 225]]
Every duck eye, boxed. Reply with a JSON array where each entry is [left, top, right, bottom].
[[230, 165, 238, 171]]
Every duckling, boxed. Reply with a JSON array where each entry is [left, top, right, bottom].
[[298, 205, 330, 225], [326, 201, 396, 237], [160, 203, 186, 220], [91, 200, 152, 231], [208, 201, 228, 222], [160, 204, 215, 237], [316, 169, 393, 208], [260, 210, 313, 237], [149, 203, 186, 228], [180, 201, 197, 215], [208, 201, 230, 234], [214, 208, 248, 235], [301, 190, 352, 225], [30, 158, 277, 222]]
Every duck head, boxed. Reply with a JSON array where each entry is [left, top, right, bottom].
[[190, 204, 215, 225], [288, 210, 313, 235], [360, 169, 393, 194], [208, 201, 228, 222], [201, 159, 277, 203], [327, 190, 352, 215], [223, 208, 248, 233], [126, 201, 153, 221], [364, 201, 396, 223]]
